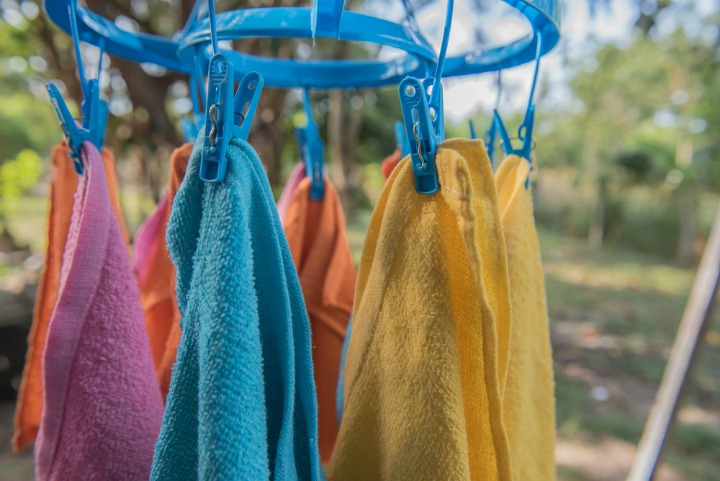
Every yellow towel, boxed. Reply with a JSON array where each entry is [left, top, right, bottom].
[[495, 155, 556, 481], [328, 139, 512, 481]]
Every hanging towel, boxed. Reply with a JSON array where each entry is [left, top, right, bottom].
[[151, 139, 323, 481], [328, 139, 512, 481], [13, 142, 128, 452], [495, 155, 556, 481], [277, 162, 307, 222], [133, 142, 192, 398], [380, 149, 401, 182], [283, 175, 355, 462], [34, 141, 162, 481]]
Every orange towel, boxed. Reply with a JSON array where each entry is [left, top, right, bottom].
[[283, 176, 356, 462], [13, 142, 127, 452], [381, 149, 402, 181], [134, 142, 192, 398]]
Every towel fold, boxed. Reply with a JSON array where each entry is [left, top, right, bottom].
[[283, 174, 355, 462], [133, 142, 192, 398], [35, 141, 163, 481], [151, 139, 323, 481], [495, 155, 556, 481], [380, 149, 402, 182], [13, 142, 128, 452], [328, 139, 512, 481]]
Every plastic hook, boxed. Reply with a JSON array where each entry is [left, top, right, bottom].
[[494, 30, 543, 164], [302, 89, 325, 200]]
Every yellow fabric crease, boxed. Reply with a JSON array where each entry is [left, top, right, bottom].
[[496, 155, 556, 481], [328, 139, 512, 481]]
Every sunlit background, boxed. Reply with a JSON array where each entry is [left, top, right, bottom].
[[0, 1, 718, 480]]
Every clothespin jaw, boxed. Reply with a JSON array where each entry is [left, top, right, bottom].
[[199, 53, 234, 183], [422, 77, 444, 141], [301, 127, 325, 200], [232, 72, 264, 141], [468, 120, 477, 140], [493, 104, 535, 164], [295, 127, 307, 163], [399, 76, 439, 195], [301, 89, 324, 200], [82, 79, 108, 150], [306, 134, 324, 200], [394, 121, 410, 157], [47, 82, 91, 175]]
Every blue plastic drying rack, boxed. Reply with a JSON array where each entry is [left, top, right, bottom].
[[44, 0, 561, 88]]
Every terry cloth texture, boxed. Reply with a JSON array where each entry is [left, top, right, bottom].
[[283, 176, 355, 462], [495, 155, 556, 481], [150, 139, 324, 481], [328, 139, 513, 481], [381, 149, 402, 182], [277, 162, 307, 222], [34, 141, 162, 481], [13, 142, 128, 452], [133, 142, 192, 398]]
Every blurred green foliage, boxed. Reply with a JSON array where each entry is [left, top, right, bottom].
[[0, 149, 43, 235]]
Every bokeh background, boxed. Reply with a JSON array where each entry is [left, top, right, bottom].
[[0, 1, 719, 480]]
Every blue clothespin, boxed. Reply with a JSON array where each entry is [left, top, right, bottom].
[[302, 89, 324, 200], [47, 0, 107, 175], [199, 53, 234, 182], [47, 83, 93, 175], [398, 0, 452, 195], [399, 77, 439, 195], [199, 1, 234, 183], [422, 77, 445, 141], [295, 127, 307, 164], [484, 119, 497, 167], [494, 31, 543, 166], [232, 72, 264, 141], [468, 120, 477, 140], [394, 121, 410, 157]]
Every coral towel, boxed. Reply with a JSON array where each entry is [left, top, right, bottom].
[[496, 155, 556, 481], [151, 139, 323, 481], [133, 142, 192, 398], [13, 142, 128, 452], [283, 174, 355, 462], [329, 139, 512, 481], [35, 141, 163, 481], [380, 149, 401, 182]]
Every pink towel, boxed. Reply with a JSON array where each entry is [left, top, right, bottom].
[[276, 162, 306, 222], [133, 191, 170, 287], [35, 141, 163, 481]]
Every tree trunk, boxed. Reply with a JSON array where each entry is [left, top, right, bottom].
[[584, 131, 604, 248], [589, 176, 607, 249], [675, 136, 696, 266], [677, 192, 698, 267]]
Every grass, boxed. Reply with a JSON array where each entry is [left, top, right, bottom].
[[539, 228, 720, 480]]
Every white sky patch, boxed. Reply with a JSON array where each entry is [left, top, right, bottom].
[[401, 0, 641, 122]]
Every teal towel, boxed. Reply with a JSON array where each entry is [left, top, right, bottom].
[[151, 139, 324, 481]]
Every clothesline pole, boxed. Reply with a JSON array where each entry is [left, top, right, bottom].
[[626, 206, 720, 481]]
